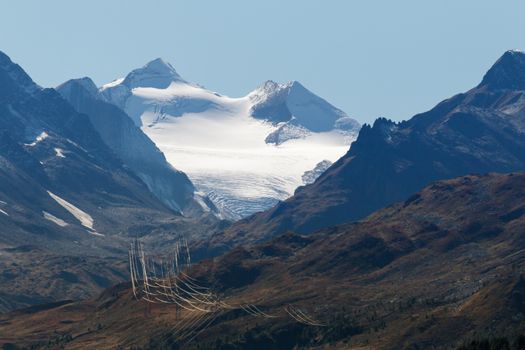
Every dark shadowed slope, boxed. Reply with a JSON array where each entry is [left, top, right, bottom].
[[0, 51, 220, 311], [216, 50, 525, 248], [57, 78, 221, 219], [1, 172, 524, 349], [0, 50, 176, 242]]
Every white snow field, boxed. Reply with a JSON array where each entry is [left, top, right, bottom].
[[47, 191, 103, 236], [25, 131, 48, 147], [101, 59, 359, 219], [42, 211, 68, 227], [54, 148, 66, 158]]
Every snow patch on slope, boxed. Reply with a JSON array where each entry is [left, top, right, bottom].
[[25, 131, 49, 147], [54, 148, 66, 158], [101, 78, 124, 90], [146, 112, 349, 218], [0, 201, 8, 216], [47, 191, 103, 236], [42, 211, 68, 227]]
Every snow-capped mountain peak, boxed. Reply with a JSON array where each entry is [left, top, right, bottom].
[[99, 63, 360, 219], [251, 80, 286, 96], [250, 78, 357, 133], [143, 57, 178, 75], [121, 57, 185, 89], [249, 80, 302, 101], [98, 58, 188, 113]]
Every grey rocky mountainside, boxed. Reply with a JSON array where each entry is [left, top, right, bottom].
[[301, 160, 333, 185], [213, 50, 525, 248], [57, 77, 219, 218], [250, 80, 360, 144], [0, 51, 222, 311]]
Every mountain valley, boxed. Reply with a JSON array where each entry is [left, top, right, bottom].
[[0, 47, 524, 350], [2, 172, 524, 349], [211, 50, 525, 250]]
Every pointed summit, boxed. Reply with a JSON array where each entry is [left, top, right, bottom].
[[57, 77, 99, 99], [0, 51, 39, 94], [249, 79, 358, 133], [142, 58, 179, 76], [286, 80, 305, 89], [121, 57, 185, 89], [257, 80, 281, 93], [253, 80, 302, 96], [479, 50, 525, 91], [250, 80, 287, 104]]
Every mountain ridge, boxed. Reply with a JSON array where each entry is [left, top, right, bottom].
[[478, 49, 525, 91], [2, 171, 524, 349], [211, 50, 525, 248], [96, 58, 360, 219], [57, 77, 219, 217], [0, 51, 222, 311]]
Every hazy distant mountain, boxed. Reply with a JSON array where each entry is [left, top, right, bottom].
[[99, 59, 360, 219], [250, 80, 360, 138], [0, 51, 220, 311], [216, 50, 525, 247], [57, 77, 219, 218], [0, 51, 176, 240]]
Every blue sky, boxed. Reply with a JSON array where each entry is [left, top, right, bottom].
[[1, 0, 524, 124]]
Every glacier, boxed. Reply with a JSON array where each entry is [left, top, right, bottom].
[[100, 59, 360, 219]]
